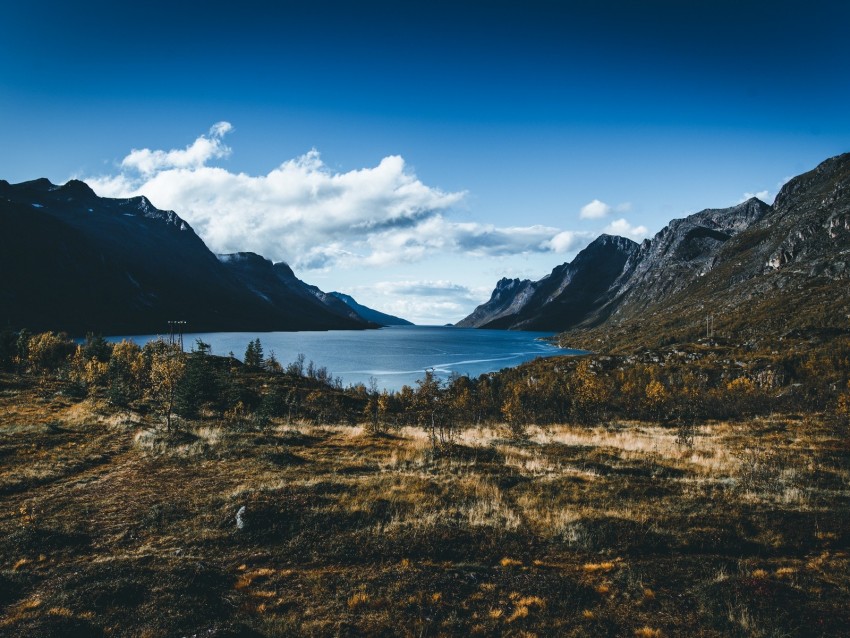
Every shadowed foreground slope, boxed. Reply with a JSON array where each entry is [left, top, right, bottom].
[[1, 373, 848, 637]]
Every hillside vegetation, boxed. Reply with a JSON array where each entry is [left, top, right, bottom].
[[1, 330, 849, 636]]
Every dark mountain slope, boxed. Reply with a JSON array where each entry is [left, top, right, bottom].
[[455, 278, 536, 328], [0, 200, 137, 334], [218, 253, 376, 330], [0, 179, 373, 334], [457, 234, 637, 331], [506, 234, 638, 331], [329, 292, 413, 326]]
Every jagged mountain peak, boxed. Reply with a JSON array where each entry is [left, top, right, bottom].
[[272, 261, 297, 278], [589, 233, 638, 249], [773, 152, 850, 213], [217, 253, 300, 282], [495, 277, 531, 290], [460, 179, 776, 333]]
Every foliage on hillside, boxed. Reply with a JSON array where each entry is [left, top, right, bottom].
[[2, 328, 849, 444]]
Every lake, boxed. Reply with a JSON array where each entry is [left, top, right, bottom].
[[110, 326, 581, 391]]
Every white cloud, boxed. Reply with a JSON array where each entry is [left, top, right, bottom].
[[579, 199, 631, 220], [543, 230, 594, 253], [603, 218, 649, 240], [361, 280, 482, 325], [739, 190, 770, 203], [84, 123, 598, 271], [580, 199, 611, 219], [120, 122, 233, 175], [87, 127, 466, 268]]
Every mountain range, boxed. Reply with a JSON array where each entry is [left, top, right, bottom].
[[0, 179, 407, 335], [459, 153, 850, 351], [3, 152, 848, 345], [329, 292, 413, 326]]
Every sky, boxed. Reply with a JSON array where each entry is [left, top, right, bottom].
[[2, 0, 850, 325]]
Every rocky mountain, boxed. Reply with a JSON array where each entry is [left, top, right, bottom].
[[329, 292, 413, 326], [217, 253, 377, 330], [455, 278, 536, 328], [567, 153, 850, 352], [462, 152, 850, 352], [601, 198, 772, 319], [0, 178, 374, 334], [456, 234, 638, 331]]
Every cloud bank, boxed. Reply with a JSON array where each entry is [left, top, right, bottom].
[[357, 280, 486, 326], [85, 123, 621, 272], [83, 123, 653, 323]]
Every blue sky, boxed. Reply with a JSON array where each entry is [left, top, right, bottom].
[[3, 1, 849, 324]]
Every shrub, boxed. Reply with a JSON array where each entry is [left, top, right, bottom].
[[26, 331, 75, 373]]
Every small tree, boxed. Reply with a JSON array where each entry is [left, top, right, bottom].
[[107, 340, 146, 407], [257, 385, 287, 427], [145, 339, 186, 432], [244, 338, 264, 369], [26, 331, 74, 374], [569, 359, 610, 425], [265, 349, 283, 373], [286, 353, 306, 377], [501, 382, 528, 440], [81, 333, 112, 363], [67, 345, 109, 392], [364, 376, 382, 434], [175, 339, 220, 419], [416, 370, 446, 447], [643, 379, 669, 422]]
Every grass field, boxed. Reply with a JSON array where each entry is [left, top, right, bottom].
[[2, 375, 849, 637]]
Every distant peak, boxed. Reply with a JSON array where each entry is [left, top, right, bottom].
[[495, 277, 525, 290], [583, 234, 639, 255], [734, 196, 771, 209], [14, 177, 57, 192], [591, 233, 638, 247], [59, 179, 97, 199]]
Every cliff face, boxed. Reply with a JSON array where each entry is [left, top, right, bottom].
[[457, 235, 638, 331], [561, 153, 850, 351], [455, 278, 536, 328], [597, 197, 773, 322], [461, 153, 850, 351], [0, 179, 374, 334]]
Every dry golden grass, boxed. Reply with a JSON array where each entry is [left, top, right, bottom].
[[1, 373, 849, 636]]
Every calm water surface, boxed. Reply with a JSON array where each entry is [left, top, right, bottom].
[[112, 326, 581, 391]]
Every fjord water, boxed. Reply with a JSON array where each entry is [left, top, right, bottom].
[[116, 326, 580, 391]]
